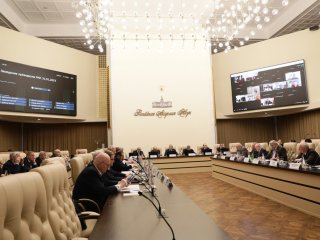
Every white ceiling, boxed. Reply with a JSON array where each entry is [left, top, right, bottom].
[[0, 0, 319, 54]]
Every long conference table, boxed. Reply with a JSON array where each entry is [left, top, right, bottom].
[[89, 175, 230, 240], [211, 156, 320, 218]]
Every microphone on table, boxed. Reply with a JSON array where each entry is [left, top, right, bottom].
[[138, 191, 176, 240]]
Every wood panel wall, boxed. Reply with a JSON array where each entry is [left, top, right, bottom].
[[216, 117, 275, 146], [23, 122, 108, 155], [277, 109, 320, 142], [0, 121, 22, 151]]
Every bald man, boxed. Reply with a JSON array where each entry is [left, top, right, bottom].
[[73, 153, 127, 209], [297, 142, 320, 165]]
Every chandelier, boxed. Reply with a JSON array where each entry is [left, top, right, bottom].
[[72, 0, 290, 53]]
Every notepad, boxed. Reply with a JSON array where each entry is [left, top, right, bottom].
[[120, 184, 140, 193], [123, 192, 139, 197]]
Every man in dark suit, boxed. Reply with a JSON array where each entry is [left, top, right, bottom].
[[183, 145, 195, 156], [267, 140, 287, 161], [201, 144, 212, 155], [149, 147, 161, 157], [23, 151, 38, 172], [297, 142, 320, 165], [35, 151, 47, 167], [3, 152, 25, 174], [73, 152, 127, 210], [132, 147, 145, 158], [252, 143, 268, 158], [111, 150, 132, 172], [235, 143, 249, 157], [164, 144, 178, 157]]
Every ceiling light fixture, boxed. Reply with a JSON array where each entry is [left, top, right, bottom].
[[73, 0, 290, 53]]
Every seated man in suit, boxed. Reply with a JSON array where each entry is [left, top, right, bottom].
[[132, 147, 145, 158], [149, 147, 161, 157], [23, 151, 38, 171], [3, 152, 25, 174], [217, 144, 229, 154], [183, 145, 195, 156], [35, 151, 47, 167], [201, 144, 212, 154], [51, 149, 62, 157], [103, 150, 127, 186], [267, 140, 287, 161], [111, 150, 133, 172], [164, 144, 178, 157], [73, 152, 127, 210], [296, 142, 320, 165], [235, 143, 249, 157], [252, 143, 268, 158]]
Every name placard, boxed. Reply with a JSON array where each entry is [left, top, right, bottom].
[[169, 154, 177, 157], [213, 154, 218, 158], [150, 155, 158, 158], [244, 158, 250, 163], [269, 160, 278, 167], [205, 152, 212, 156], [220, 156, 226, 160], [229, 156, 235, 161], [252, 159, 260, 165], [188, 153, 196, 157], [289, 163, 301, 170]]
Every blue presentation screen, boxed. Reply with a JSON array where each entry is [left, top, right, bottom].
[[231, 60, 308, 112], [0, 59, 76, 116]]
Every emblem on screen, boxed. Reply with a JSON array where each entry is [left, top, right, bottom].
[[152, 85, 173, 108]]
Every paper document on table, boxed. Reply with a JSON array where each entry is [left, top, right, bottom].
[[120, 184, 140, 193], [121, 171, 133, 175], [123, 192, 139, 197]]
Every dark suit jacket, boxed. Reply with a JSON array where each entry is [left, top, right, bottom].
[[111, 158, 132, 172], [164, 149, 178, 157], [252, 149, 268, 158], [23, 158, 38, 172], [149, 150, 160, 157], [201, 147, 212, 154], [236, 147, 249, 157], [35, 157, 44, 167], [2, 160, 25, 174], [73, 164, 118, 209], [183, 149, 195, 156], [108, 168, 126, 178], [132, 150, 145, 158], [267, 146, 287, 161], [297, 149, 320, 165]]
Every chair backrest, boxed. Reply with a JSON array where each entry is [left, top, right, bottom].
[[0, 153, 9, 164], [41, 157, 66, 166], [283, 142, 298, 154], [259, 142, 269, 152], [311, 139, 320, 148], [75, 149, 88, 155], [0, 172, 55, 240], [211, 144, 220, 153], [315, 144, 320, 155], [229, 143, 241, 153], [70, 157, 86, 184], [32, 164, 82, 240], [60, 150, 70, 158], [244, 142, 256, 152], [46, 152, 53, 157], [75, 153, 93, 166]]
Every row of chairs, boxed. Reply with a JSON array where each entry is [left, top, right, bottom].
[[0, 158, 99, 239]]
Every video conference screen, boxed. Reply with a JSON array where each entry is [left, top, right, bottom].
[[0, 59, 76, 116], [231, 60, 308, 112]]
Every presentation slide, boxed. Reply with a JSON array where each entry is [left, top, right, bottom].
[[0, 59, 76, 116], [231, 60, 308, 112]]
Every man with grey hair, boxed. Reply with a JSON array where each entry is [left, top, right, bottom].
[[36, 151, 47, 167], [297, 142, 320, 165], [3, 152, 25, 174], [236, 143, 249, 157], [73, 152, 127, 209], [267, 140, 287, 161]]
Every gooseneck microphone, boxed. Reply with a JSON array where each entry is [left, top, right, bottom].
[[138, 191, 176, 240]]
